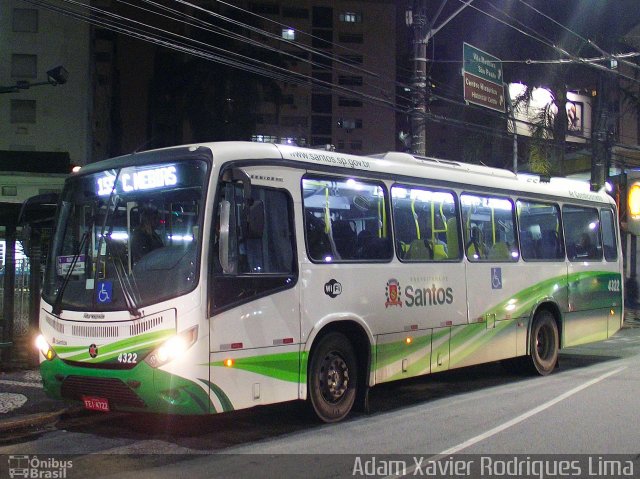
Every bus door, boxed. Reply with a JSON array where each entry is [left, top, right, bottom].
[[459, 193, 520, 368], [564, 205, 615, 346], [209, 166, 301, 411]]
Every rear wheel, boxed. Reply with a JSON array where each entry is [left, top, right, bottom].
[[308, 332, 358, 423], [528, 310, 559, 375]]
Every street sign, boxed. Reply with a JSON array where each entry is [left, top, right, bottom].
[[463, 72, 505, 112], [463, 43, 505, 113], [463, 43, 502, 84]]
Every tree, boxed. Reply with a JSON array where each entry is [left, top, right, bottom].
[[511, 65, 572, 176]]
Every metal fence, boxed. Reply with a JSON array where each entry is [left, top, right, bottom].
[[0, 258, 32, 337]]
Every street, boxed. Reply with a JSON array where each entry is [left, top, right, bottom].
[[1, 322, 640, 478]]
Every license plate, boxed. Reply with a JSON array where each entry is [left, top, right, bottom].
[[82, 396, 110, 412]]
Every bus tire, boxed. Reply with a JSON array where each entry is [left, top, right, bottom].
[[308, 332, 358, 423], [528, 310, 559, 376]]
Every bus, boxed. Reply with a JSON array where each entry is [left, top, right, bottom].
[[36, 142, 623, 422]]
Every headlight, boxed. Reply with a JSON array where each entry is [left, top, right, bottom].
[[145, 326, 198, 368], [35, 334, 56, 360]]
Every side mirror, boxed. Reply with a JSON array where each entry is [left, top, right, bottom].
[[246, 200, 264, 239], [18, 192, 60, 257], [218, 200, 236, 274], [221, 168, 251, 199], [18, 192, 60, 225]]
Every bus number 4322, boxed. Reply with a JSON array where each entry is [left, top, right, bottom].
[[118, 352, 138, 364], [608, 279, 621, 292]]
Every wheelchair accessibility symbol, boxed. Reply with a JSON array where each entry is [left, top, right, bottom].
[[491, 267, 502, 290], [97, 281, 113, 303]]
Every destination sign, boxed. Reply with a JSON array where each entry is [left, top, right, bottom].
[[96, 165, 177, 196]]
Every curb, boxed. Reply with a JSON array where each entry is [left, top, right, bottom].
[[0, 405, 84, 433]]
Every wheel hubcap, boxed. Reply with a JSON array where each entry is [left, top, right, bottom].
[[320, 352, 349, 403], [536, 325, 551, 359]]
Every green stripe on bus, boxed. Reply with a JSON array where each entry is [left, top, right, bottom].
[[210, 351, 302, 383], [199, 378, 234, 412], [55, 329, 174, 363]]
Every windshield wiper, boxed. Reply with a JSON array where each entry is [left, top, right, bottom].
[[103, 231, 141, 317], [52, 213, 95, 315], [92, 175, 142, 317]]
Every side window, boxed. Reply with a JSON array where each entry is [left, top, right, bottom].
[[461, 193, 518, 262], [601, 208, 618, 261], [516, 200, 564, 261], [302, 176, 392, 262], [563, 205, 602, 261], [212, 181, 296, 311], [216, 183, 295, 274], [242, 187, 295, 273], [391, 185, 460, 261]]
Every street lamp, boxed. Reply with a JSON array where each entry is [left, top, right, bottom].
[[0, 65, 69, 94]]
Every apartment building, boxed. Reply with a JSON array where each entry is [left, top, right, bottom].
[[0, 1, 91, 167], [102, 0, 398, 156], [242, 1, 397, 154]]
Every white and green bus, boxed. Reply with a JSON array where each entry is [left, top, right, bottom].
[[36, 142, 623, 422]]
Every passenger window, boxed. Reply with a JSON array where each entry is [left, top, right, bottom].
[[216, 185, 295, 274], [461, 194, 518, 262], [391, 185, 460, 261], [516, 200, 564, 261], [303, 176, 392, 262], [601, 208, 618, 261], [212, 181, 296, 312], [563, 205, 602, 261]]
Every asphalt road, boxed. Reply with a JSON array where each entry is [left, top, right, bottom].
[[1, 324, 640, 478]]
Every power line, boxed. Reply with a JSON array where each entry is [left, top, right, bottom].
[[166, 0, 415, 95], [25, 0, 406, 110], [119, 0, 406, 103], [516, 0, 640, 75], [461, 0, 640, 86], [23, 0, 636, 157]]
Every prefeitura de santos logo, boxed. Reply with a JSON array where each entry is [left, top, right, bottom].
[[385, 279, 403, 308], [385, 278, 454, 309]]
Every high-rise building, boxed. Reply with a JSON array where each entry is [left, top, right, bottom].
[[239, 1, 397, 154], [105, 0, 398, 156], [0, 0, 91, 167]]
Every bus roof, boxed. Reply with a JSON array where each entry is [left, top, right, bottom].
[[72, 141, 614, 206]]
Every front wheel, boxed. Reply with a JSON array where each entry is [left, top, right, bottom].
[[528, 310, 559, 375], [308, 332, 358, 423]]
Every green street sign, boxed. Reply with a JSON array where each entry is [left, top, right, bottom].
[[463, 43, 502, 85], [463, 43, 505, 112]]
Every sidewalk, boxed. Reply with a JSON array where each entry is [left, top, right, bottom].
[[0, 368, 78, 434]]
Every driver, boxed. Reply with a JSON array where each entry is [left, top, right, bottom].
[[131, 205, 163, 264]]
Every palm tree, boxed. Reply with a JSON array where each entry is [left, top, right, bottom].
[[511, 68, 571, 176]]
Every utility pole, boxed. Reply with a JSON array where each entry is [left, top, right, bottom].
[[406, 1, 475, 156], [591, 61, 616, 191], [408, 0, 428, 156]]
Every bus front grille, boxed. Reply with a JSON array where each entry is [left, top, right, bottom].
[[60, 375, 146, 408]]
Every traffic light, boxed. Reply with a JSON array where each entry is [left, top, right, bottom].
[[628, 180, 640, 235]]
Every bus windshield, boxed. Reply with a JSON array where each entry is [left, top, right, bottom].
[[43, 159, 208, 313]]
